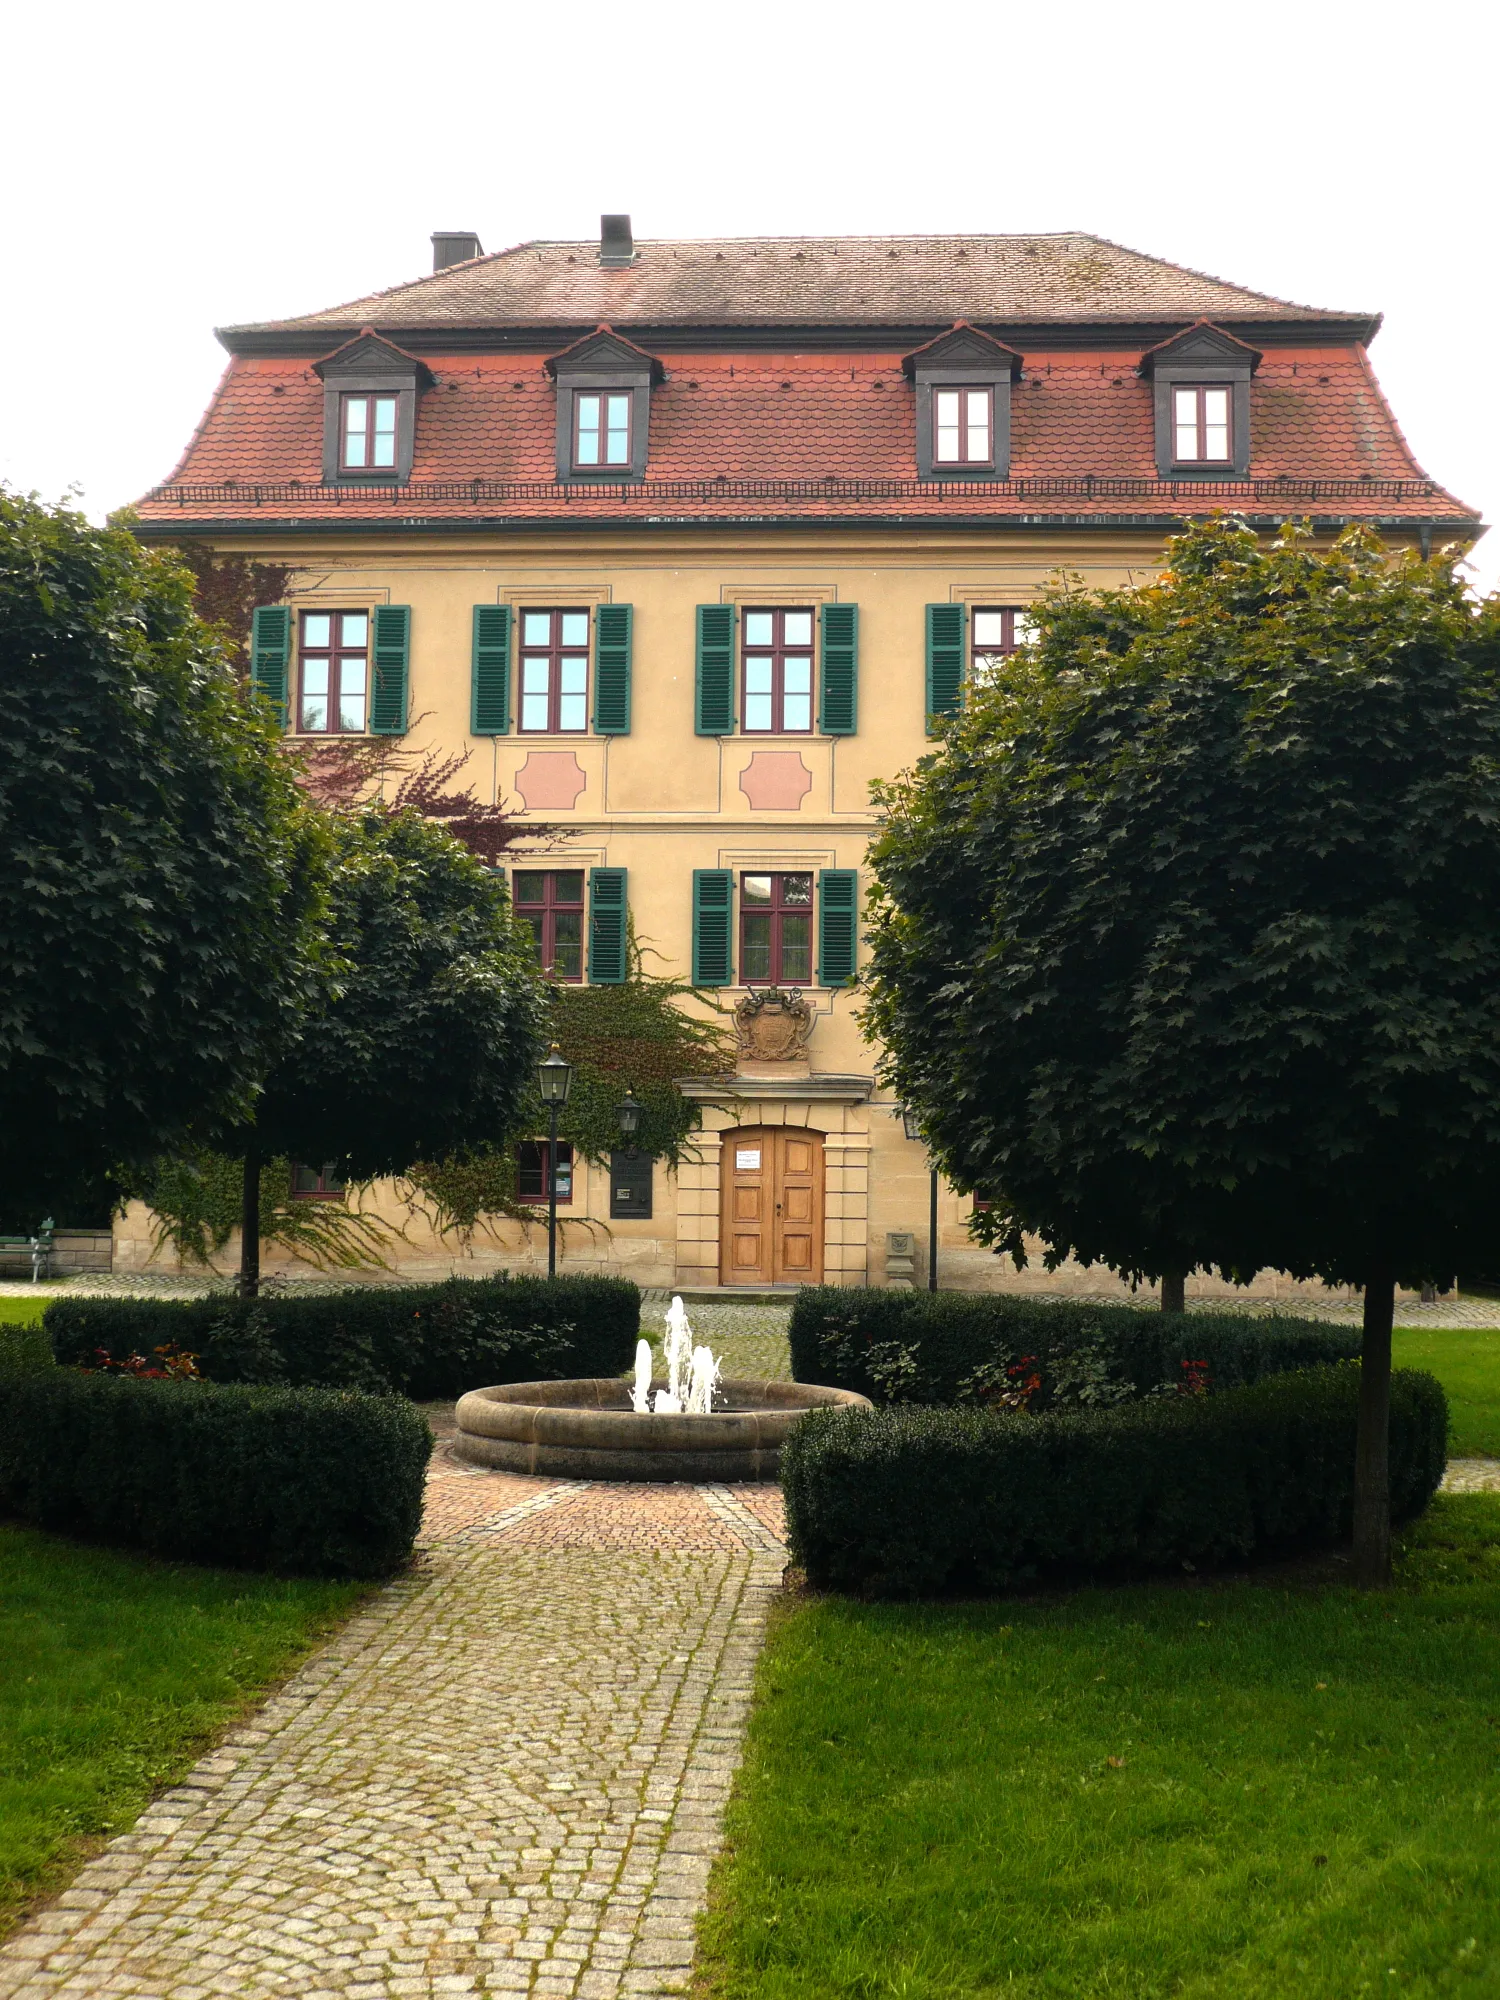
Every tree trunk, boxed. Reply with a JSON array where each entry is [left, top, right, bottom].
[[238, 1146, 262, 1299], [1352, 1265, 1395, 1587], [1160, 1268, 1186, 1314]]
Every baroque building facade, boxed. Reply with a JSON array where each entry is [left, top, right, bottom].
[[122, 222, 1481, 1296]]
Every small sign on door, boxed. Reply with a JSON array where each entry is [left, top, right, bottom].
[[735, 1148, 761, 1170]]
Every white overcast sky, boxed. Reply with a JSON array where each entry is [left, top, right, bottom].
[[4, 0, 1496, 590]]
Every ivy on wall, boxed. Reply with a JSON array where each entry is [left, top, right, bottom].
[[132, 1152, 395, 1272]]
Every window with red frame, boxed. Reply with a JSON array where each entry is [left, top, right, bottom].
[[299, 610, 369, 732], [1172, 384, 1232, 464], [933, 386, 994, 467], [741, 609, 814, 733], [513, 870, 585, 981], [291, 1162, 348, 1200], [573, 391, 631, 470], [340, 393, 398, 472], [517, 1139, 573, 1202], [740, 873, 813, 985], [971, 606, 1034, 686], [519, 609, 590, 732]]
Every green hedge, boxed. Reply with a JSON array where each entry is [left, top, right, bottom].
[[0, 1372, 430, 1577], [44, 1274, 640, 1398], [0, 1321, 52, 1377], [782, 1364, 1447, 1598], [788, 1286, 1361, 1408]]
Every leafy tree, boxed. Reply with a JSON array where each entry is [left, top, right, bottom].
[[864, 519, 1500, 1584], [0, 492, 327, 1218], [232, 805, 547, 1292]]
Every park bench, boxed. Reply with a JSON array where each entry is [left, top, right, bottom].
[[0, 1219, 55, 1281]]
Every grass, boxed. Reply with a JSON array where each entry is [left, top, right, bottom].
[[0, 1525, 365, 1941], [1393, 1326, 1500, 1456], [697, 1495, 1500, 2000], [0, 1298, 47, 1326]]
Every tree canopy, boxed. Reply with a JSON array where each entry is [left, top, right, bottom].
[[0, 491, 327, 1218]]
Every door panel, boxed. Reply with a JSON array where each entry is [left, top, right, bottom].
[[720, 1126, 824, 1286]]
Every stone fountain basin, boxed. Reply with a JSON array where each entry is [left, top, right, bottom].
[[452, 1377, 872, 1483]]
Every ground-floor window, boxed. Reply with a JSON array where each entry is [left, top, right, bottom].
[[517, 1139, 574, 1203], [291, 1162, 347, 1200]]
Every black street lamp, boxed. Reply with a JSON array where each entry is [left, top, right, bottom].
[[616, 1089, 644, 1142], [902, 1106, 939, 1292], [537, 1043, 573, 1277]]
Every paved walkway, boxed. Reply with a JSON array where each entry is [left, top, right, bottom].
[[0, 1436, 788, 2000]]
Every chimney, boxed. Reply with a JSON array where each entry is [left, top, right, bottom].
[[599, 214, 635, 267], [431, 231, 483, 272]]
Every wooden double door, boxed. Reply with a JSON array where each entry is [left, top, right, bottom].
[[720, 1127, 824, 1286]]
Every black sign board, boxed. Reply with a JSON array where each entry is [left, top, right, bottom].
[[609, 1150, 653, 1219]]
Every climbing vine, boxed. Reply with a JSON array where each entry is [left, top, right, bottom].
[[132, 1152, 395, 1272]]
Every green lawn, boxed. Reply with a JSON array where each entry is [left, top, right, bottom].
[[0, 1526, 364, 1941], [0, 1298, 47, 1325], [699, 1495, 1500, 2000], [1394, 1326, 1500, 1456]]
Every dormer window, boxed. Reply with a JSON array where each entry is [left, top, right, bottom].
[[341, 394, 398, 472], [934, 387, 994, 467], [575, 391, 632, 470], [1173, 385, 1231, 465]]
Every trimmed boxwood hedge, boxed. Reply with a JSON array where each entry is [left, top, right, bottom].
[[788, 1285, 1361, 1408], [782, 1364, 1447, 1598], [0, 1370, 430, 1577], [44, 1273, 640, 1398]]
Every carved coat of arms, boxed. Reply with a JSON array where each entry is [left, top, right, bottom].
[[734, 986, 815, 1062]]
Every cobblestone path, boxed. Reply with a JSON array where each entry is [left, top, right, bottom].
[[0, 1444, 787, 1999]]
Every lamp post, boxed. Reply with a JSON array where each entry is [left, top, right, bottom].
[[616, 1089, 643, 1144], [536, 1044, 573, 1278], [902, 1106, 939, 1293]]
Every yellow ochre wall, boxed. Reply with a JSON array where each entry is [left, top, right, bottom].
[[113, 522, 1373, 1303]]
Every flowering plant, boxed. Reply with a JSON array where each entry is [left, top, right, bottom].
[[81, 1343, 202, 1381]]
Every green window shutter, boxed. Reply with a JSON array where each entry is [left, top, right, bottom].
[[471, 605, 511, 734], [249, 605, 290, 727], [593, 603, 633, 734], [588, 867, 629, 983], [819, 603, 859, 735], [695, 604, 736, 735], [818, 870, 859, 987], [692, 869, 734, 987], [925, 603, 966, 734], [370, 605, 411, 735]]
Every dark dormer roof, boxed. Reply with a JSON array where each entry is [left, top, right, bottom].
[[543, 324, 666, 382], [901, 322, 1024, 379], [1137, 320, 1263, 378], [312, 327, 435, 387]]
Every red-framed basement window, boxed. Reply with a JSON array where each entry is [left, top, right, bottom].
[[340, 394, 398, 472], [299, 611, 369, 732], [573, 391, 632, 470], [291, 1162, 347, 1200], [519, 609, 589, 732], [971, 606, 1033, 685], [513, 870, 585, 981], [740, 872, 813, 985], [1172, 385, 1232, 464], [518, 1139, 574, 1202], [934, 386, 994, 467], [742, 608, 814, 733]]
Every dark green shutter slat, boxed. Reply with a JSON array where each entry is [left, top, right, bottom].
[[370, 605, 411, 735], [250, 605, 290, 727], [818, 870, 859, 987], [593, 604, 633, 734], [925, 603, 966, 733], [471, 605, 511, 734], [695, 605, 736, 735], [692, 869, 734, 987], [819, 603, 859, 735], [589, 867, 628, 984]]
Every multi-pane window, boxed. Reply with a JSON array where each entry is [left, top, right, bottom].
[[514, 870, 585, 981], [291, 1162, 347, 1200], [1172, 385, 1231, 464], [741, 873, 813, 986], [742, 609, 814, 733], [340, 394, 397, 472], [971, 607, 1034, 686], [574, 391, 631, 469], [518, 1139, 573, 1202], [519, 609, 589, 732], [934, 386, 994, 467], [299, 610, 368, 732]]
